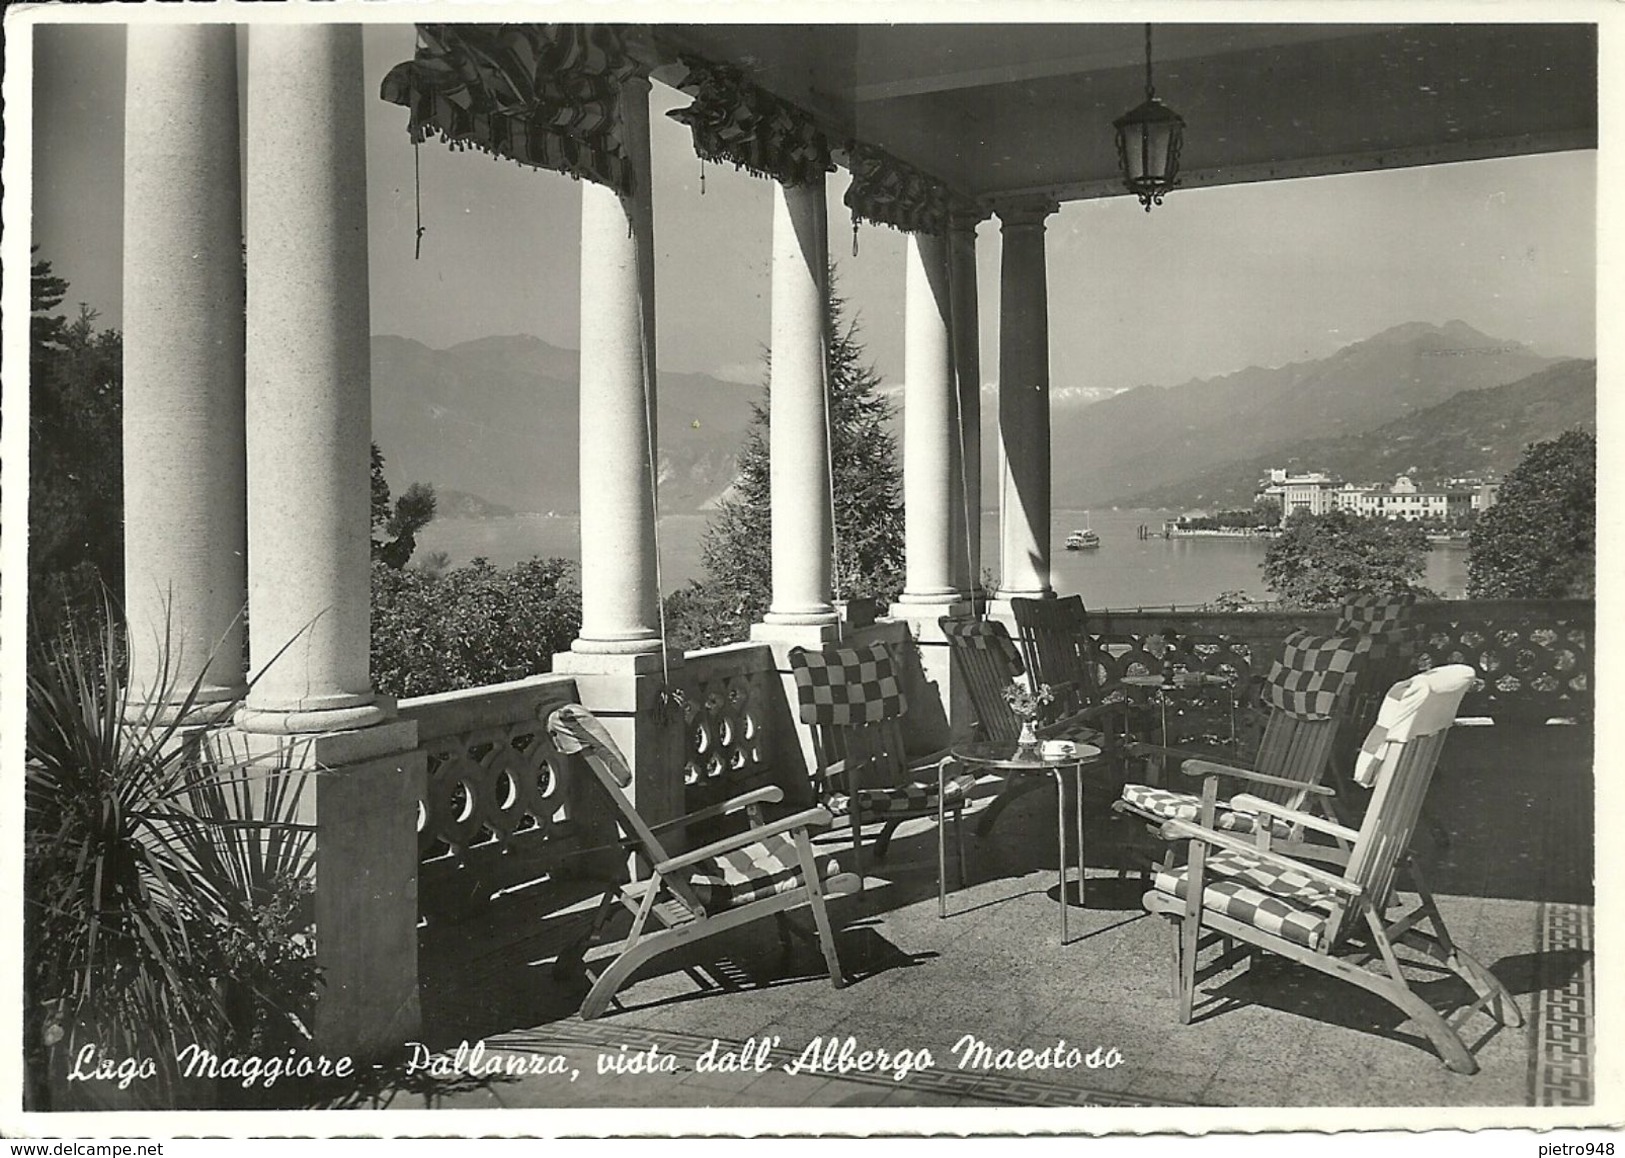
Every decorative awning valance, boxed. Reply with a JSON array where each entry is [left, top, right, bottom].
[[843, 140, 964, 236], [666, 56, 834, 188], [380, 24, 639, 196]]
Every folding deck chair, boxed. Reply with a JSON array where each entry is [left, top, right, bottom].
[[788, 640, 975, 885], [1115, 629, 1370, 850], [547, 705, 859, 1020], [939, 615, 1116, 837], [1142, 665, 1522, 1074]]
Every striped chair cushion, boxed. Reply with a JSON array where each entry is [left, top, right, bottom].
[[686, 831, 815, 912], [1119, 783, 1295, 839], [939, 617, 1024, 675], [789, 642, 907, 727], [1262, 630, 1370, 720], [1151, 848, 1338, 950], [828, 771, 977, 820]]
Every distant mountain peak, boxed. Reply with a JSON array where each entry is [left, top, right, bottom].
[[1359, 319, 1502, 348]]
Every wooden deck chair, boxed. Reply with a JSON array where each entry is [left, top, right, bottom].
[[546, 704, 859, 1020], [788, 640, 975, 885], [1115, 629, 1371, 850], [1142, 665, 1523, 1074], [1009, 595, 1138, 759], [940, 615, 1109, 836]]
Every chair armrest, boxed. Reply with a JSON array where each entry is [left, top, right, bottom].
[[1229, 794, 1359, 842], [1129, 741, 1243, 765], [654, 807, 836, 874], [649, 786, 786, 834], [1157, 818, 1362, 896], [1180, 760, 1335, 797]]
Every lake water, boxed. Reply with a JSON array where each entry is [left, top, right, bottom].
[[417, 506, 1470, 608]]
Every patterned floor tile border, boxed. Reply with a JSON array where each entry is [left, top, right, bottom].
[[1531, 901, 1594, 1106], [497, 1021, 1200, 1108]]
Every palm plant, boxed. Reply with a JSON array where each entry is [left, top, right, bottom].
[[24, 594, 319, 1107]]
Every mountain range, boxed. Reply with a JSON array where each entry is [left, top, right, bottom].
[[370, 320, 1590, 517], [371, 334, 757, 515]]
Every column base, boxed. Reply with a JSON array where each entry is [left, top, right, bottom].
[[762, 608, 840, 627], [210, 719, 424, 1061], [569, 634, 665, 657], [235, 698, 396, 735]]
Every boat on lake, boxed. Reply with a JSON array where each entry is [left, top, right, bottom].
[[1065, 523, 1101, 551]]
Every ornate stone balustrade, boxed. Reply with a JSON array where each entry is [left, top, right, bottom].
[[398, 674, 621, 921], [1089, 600, 1593, 724], [674, 643, 810, 814]]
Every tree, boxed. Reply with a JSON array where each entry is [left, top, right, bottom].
[[1467, 430, 1595, 599], [1261, 508, 1434, 609], [1252, 496, 1283, 528], [29, 252, 124, 628], [370, 444, 437, 569], [668, 276, 905, 650]]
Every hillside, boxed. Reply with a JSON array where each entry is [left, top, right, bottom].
[[1115, 358, 1597, 510], [1042, 320, 1559, 507], [370, 334, 757, 514]]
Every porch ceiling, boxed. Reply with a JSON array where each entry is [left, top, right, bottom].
[[652, 22, 1597, 203]]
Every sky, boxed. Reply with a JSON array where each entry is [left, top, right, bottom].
[[30, 21, 1597, 397]]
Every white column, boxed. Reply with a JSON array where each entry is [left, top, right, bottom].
[[571, 76, 662, 655], [994, 201, 1059, 603], [764, 177, 837, 625], [901, 230, 960, 604], [948, 210, 985, 599], [121, 25, 246, 721], [240, 24, 386, 732]]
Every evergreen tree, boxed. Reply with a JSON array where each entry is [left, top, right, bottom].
[[667, 276, 905, 649], [29, 252, 124, 625], [1467, 430, 1595, 598]]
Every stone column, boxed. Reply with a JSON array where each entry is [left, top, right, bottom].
[[569, 76, 662, 658], [554, 77, 686, 825], [763, 178, 837, 628], [901, 229, 960, 606], [121, 25, 246, 721], [993, 201, 1060, 615], [235, 23, 424, 1061], [241, 24, 387, 734], [948, 209, 986, 601], [894, 229, 972, 740], [748, 176, 840, 779]]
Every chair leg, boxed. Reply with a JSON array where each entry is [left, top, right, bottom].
[[579, 927, 673, 1020], [555, 887, 619, 981], [1177, 913, 1201, 1024], [975, 778, 1047, 837], [954, 803, 967, 886], [874, 819, 902, 862]]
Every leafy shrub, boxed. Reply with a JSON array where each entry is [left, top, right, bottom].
[[1261, 508, 1437, 609], [370, 557, 582, 698]]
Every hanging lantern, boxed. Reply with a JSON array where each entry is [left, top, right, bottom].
[[1113, 24, 1185, 211]]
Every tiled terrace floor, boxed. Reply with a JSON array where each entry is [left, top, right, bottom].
[[338, 723, 1594, 1113]]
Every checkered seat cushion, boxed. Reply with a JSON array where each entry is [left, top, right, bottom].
[[827, 769, 979, 821], [1262, 630, 1371, 719], [789, 642, 908, 728], [1119, 783, 1296, 839], [685, 831, 836, 912], [1150, 847, 1339, 950]]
